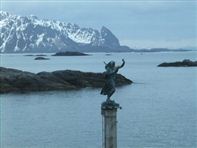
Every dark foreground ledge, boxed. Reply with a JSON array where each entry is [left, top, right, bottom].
[[0, 67, 132, 93], [158, 59, 197, 67]]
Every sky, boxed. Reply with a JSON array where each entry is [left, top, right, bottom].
[[0, 0, 197, 49]]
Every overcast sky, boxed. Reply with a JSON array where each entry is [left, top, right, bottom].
[[1, 0, 197, 49]]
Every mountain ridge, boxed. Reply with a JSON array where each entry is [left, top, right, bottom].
[[0, 11, 131, 53]]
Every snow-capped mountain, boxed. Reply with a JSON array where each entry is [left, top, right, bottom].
[[0, 11, 131, 53]]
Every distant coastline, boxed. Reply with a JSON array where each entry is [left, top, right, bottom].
[[0, 48, 194, 54], [130, 48, 193, 53]]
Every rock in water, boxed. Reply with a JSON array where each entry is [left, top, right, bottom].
[[158, 59, 197, 67], [0, 67, 132, 93], [52, 51, 89, 56], [34, 57, 50, 60]]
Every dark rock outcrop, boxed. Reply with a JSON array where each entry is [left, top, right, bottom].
[[34, 57, 50, 60], [0, 67, 132, 93], [52, 51, 89, 56], [158, 59, 197, 67]]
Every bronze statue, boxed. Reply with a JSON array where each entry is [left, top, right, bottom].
[[101, 59, 125, 101]]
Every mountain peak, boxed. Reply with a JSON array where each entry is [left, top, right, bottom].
[[0, 11, 10, 19], [29, 15, 38, 20], [101, 26, 108, 31], [0, 11, 9, 15], [100, 26, 120, 48]]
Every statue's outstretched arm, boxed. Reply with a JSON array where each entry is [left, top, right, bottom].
[[118, 59, 125, 69]]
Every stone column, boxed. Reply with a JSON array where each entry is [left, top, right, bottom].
[[101, 100, 120, 148]]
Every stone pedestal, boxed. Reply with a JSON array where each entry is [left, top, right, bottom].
[[101, 100, 120, 148]]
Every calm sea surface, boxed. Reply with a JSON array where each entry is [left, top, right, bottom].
[[0, 52, 197, 148]]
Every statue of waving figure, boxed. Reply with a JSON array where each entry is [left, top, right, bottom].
[[101, 59, 125, 101]]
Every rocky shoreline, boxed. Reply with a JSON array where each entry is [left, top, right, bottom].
[[0, 67, 132, 93]]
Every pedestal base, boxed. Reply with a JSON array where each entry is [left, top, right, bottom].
[[101, 100, 121, 148], [101, 100, 121, 111]]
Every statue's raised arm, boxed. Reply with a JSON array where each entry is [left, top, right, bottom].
[[112, 59, 125, 74], [117, 59, 125, 69]]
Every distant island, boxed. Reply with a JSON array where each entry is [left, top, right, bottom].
[[0, 67, 132, 93], [34, 57, 50, 60], [52, 51, 89, 56], [158, 59, 197, 67]]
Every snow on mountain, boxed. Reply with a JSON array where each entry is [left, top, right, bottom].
[[0, 11, 130, 53]]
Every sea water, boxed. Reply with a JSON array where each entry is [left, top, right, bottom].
[[0, 52, 197, 148]]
